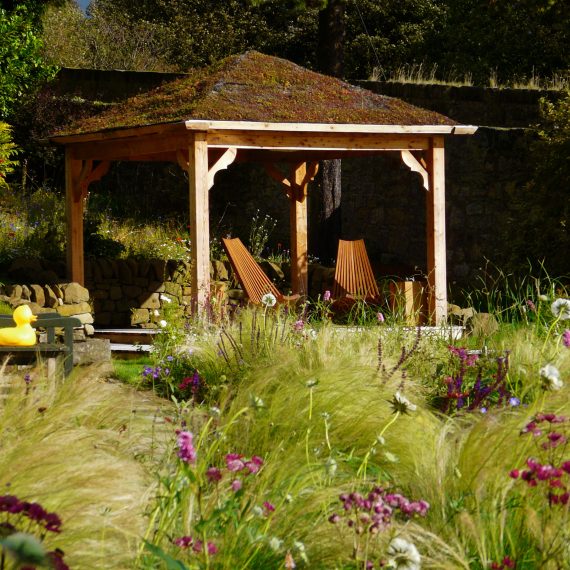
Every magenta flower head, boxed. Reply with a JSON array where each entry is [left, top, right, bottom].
[[206, 467, 222, 483], [226, 453, 245, 472], [176, 431, 197, 464], [245, 455, 264, 474], [377, 312, 385, 323], [293, 320, 305, 331], [323, 290, 331, 301], [263, 501, 276, 515], [230, 479, 242, 492], [173, 536, 193, 548], [563, 329, 570, 348]]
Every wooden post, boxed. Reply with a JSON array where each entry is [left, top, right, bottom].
[[65, 148, 85, 285], [188, 133, 210, 313], [426, 135, 447, 324], [290, 163, 309, 296]]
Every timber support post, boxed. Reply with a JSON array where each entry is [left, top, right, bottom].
[[425, 135, 447, 324], [188, 133, 210, 313]]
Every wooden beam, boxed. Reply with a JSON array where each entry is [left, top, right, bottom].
[[400, 150, 429, 190], [71, 132, 191, 161], [65, 149, 85, 285], [265, 161, 318, 201], [290, 163, 309, 296], [188, 133, 210, 313], [185, 120, 460, 135], [206, 131, 430, 151], [425, 135, 447, 324]]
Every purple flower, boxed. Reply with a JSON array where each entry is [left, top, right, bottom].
[[509, 397, 521, 407], [226, 453, 245, 472], [263, 501, 276, 515], [377, 312, 385, 323], [293, 320, 305, 331], [206, 542, 218, 555], [206, 467, 222, 483], [173, 536, 193, 548], [245, 455, 264, 474], [176, 431, 197, 464], [526, 299, 537, 312], [230, 479, 242, 492], [323, 290, 331, 301], [563, 330, 570, 348]]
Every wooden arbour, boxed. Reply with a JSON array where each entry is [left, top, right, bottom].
[[53, 120, 477, 324]]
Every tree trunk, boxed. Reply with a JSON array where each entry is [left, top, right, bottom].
[[315, 0, 345, 264]]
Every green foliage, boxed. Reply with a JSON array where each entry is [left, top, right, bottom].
[[501, 92, 570, 277], [248, 210, 277, 259], [0, 122, 19, 188], [0, 5, 57, 120]]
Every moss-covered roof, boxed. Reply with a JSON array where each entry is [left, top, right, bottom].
[[55, 51, 456, 136]]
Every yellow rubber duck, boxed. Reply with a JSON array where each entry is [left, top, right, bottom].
[[0, 305, 38, 346]]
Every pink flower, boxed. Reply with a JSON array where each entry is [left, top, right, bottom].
[[263, 501, 275, 515], [509, 469, 520, 479], [206, 467, 222, 483], [563, 329, 570, 348], [173, 536, 193, 548], [245, 455, 264, 474], [176, 431, 197, 464], [226, 453, 245, 472], [293, 320, 305, 331], [323, 290, 331, 301], [377, 312, 385, 323], [230, 479, 242, 492], [207, 542, 218, 555]]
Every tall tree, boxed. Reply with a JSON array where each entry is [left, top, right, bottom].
[[0, 4, 57, 120]]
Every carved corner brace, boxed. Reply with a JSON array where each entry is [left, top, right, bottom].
[[400, 150, 429, 191], [264, 161, 319, 201]]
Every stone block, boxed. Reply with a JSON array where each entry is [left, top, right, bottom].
[[92, 289, 109, 299], [73, 338, 111, 365], [20, 285, 31, 301], [62, 282, 90, 304], [139, 292, 160, 309], [94, 312, 112, 326], [150, 260, 167, 281], [259, 261, 284, 282], [164, 282, 181, 297], [73, 329, 86, 342], [84, 324, 95, 336], [134, 277, 149, 288], [110, 286, 122, 300], [211, 259, 229, 281], [111, 312, 127, 326], [116, 299, 136, 312], [118, 261, 134, 284], [44, 285, 59, 308], [30, 284, 45, 307], [148, 281, 166, 293], [56, 302, 92, 316], [74, 312, 95, 325], [123, 285, 142, 299], [131, 308, 150, 325]]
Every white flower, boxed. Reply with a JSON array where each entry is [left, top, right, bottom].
[[540, 364, 563, 390], [261, 292, 277, 307], [387, 538, 421, 570], [539, 294, 549, 302], [153, 309, 160, 317], [159, 319, 167, 328], [160, 294, 172, 303], [389, 392, 417, 415], [551, 298, 570, 320]]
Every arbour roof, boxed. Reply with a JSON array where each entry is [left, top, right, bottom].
[[55, 51, 457, 137]]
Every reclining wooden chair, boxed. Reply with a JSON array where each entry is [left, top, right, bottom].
[[331, 239, 381, 307], [222, 237, 300, 306]]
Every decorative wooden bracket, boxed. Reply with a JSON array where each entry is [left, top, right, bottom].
[[177, 147, 237, 190], [264, 161, 319, 201], [400, 150, 429, 191], [77, 160, 111, 198]]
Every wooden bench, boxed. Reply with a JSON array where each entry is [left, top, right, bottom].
[[222, 237, 300, 306], [0, 313, 82, 377], [332, 239, 381, 307]]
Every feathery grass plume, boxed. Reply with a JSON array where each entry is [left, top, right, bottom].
[[0, 362, 173, 568]]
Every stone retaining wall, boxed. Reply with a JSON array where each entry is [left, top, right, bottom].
[[0, 281, 93, 340]]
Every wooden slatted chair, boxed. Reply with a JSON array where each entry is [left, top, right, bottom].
[[331, 239, 381, 306], [222, 237, 300, 306]]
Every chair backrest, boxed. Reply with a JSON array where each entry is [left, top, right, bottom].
[[332, 239, 380, 300], [222, 237, 282, 305]]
